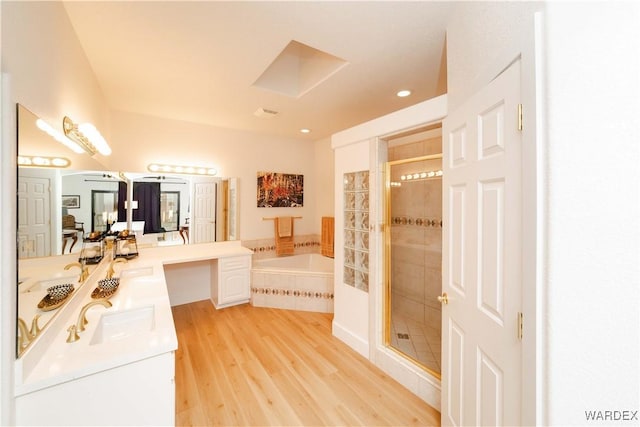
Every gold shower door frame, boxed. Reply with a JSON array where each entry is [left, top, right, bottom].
[[384, 153, 443, 380]]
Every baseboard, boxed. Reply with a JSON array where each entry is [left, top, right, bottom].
[[332, 320, 369, 358]]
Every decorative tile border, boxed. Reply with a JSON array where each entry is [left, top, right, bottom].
[[391, 216, 442, 228], [251, 287, 334, 300], [243, 234, 321, 259]]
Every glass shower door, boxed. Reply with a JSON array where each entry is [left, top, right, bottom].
[[385, 154, 443, 376]]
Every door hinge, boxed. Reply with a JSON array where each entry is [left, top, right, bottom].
[[517, 312, 524, 341], [517, 104, 523, 131]]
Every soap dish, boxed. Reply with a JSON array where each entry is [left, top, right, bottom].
[[91, 286, 119, 300], [91, 278, 120, 299], [38, 284, 75, 311]]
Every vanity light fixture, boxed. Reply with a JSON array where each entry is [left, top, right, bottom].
[[62, 116, 111, 156], [36, 118, 84, 154], [148, 163, 218, 176], [18, 155, 70, 168]]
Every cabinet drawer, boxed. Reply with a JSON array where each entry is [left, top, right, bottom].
[[219, 256, 251, 272]]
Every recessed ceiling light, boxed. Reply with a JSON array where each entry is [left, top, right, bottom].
[[300, 128, 311, 134], [397, 90, 412, 97]]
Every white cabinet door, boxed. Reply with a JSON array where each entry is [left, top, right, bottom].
[[211, 255, 251, 308], [442, 60, 523, 426], [220, 270, 250, 304]]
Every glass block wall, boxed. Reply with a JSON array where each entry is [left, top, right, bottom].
[[344, 170, 369, 292]]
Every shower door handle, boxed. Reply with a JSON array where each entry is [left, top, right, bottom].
[[437, 292, 449, 305]]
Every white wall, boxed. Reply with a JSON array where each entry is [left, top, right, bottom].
[[332, 139, 371, 357], [446, 1, 542, 111], [2, 2, 111, 164], [109, 110, 324, 240], [542, 3, 640, 425], [313, 136, 335, 219]]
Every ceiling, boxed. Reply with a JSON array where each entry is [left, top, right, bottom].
[[63, 1, 453, 141]]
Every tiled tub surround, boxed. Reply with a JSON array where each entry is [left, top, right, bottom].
[[251, 254, 334, 313], [243, 234, 321, 260]]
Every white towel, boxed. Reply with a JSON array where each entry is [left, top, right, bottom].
[[277, 216, 293, 238]]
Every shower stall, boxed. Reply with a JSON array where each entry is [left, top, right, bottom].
[[384, 134, 442, 376]]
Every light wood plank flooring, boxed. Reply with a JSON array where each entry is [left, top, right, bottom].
[[173, 301, 441, 426]]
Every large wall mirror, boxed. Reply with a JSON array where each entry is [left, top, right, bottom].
[[16, 103, 240, 357]]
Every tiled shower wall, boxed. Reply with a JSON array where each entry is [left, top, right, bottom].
[[390, 176, 442, 329]]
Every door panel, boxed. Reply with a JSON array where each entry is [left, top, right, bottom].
[[193, 181, 216, 244], [447, 318, 465, 426], [478, 180, 505, 324], [17, 176, 51, 258], [449, 185, 466, 295], [442, 60, 522, 426]]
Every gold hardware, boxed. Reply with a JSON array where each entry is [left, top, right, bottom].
[[62, 116, 98, 156], [106, 258, 128, 279], [518, 312, 524, 341], [29, 314, 42, 337], [66, 325, 80, 343], [437, 292, 449, 305], [64, 262, 89, 283], [76, 299, 112, 333], [517, 103, 523, 131], [17, 317, 34, 353]]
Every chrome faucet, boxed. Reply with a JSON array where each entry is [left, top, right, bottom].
[[106, 258, 128, 279], [64, 261, 89, 283], [76, 299, 112, 332]]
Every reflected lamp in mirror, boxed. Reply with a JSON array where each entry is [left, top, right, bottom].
[[148, 163, 217, 176], [18, 155, 70, 168], [62, 116, 111, 156]]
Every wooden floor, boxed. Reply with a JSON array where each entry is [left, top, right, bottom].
[[173, 301, 441, 426]]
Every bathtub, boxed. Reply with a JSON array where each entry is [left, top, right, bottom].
[[251, 254, 334, 313]]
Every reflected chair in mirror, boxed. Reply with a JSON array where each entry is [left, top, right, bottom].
[[62, 214, 84, 253]]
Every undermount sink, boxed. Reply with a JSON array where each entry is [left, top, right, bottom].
[[90, 305, 155, 345], [21, 275, 78, 293], [120, 266, 154, 279]]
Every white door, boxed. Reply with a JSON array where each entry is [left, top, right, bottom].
[[442, 60, 522, 426], [17, 175, 51, 258], [192, 181, 216, 244]]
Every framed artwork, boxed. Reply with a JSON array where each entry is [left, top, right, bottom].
[[257, 172, 304, 207], [61, 195, 81, 209]]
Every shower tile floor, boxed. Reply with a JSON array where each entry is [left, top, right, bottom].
[[390, 314, 441, 374]]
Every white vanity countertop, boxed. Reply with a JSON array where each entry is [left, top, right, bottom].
[[15, 240, 252, 397]]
